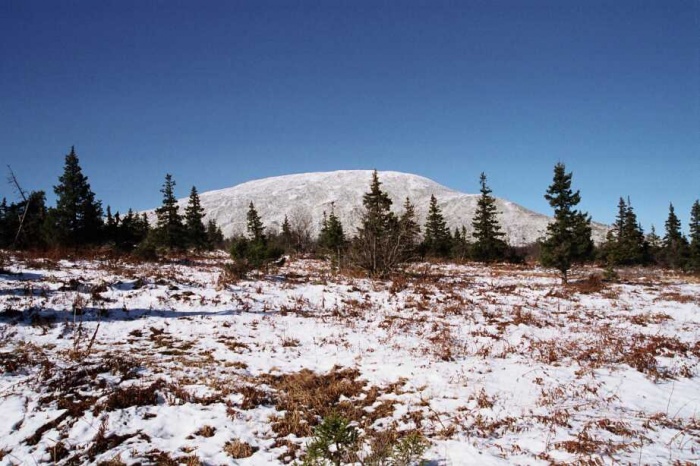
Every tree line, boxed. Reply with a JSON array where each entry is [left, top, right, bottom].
[[1, 148, 699, 281], [0, 147, 224, 256]]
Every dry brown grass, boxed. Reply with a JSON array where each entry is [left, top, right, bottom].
[[194, 425, 216, 437], [224, 439, 258, 458]]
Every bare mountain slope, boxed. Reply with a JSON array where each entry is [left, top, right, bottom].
[[148, 170, 607, 246]]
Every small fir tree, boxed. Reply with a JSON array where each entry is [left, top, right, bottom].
[[646, 224, 662, 257], [398, 197, 421, 261], [2, 192, 48, 249], [281, 215, 293, 252], [206, 219, 224, 250], [689, 200, 700, 272], [230, 202, 281, 272], [104, 206, 119, 245], [422, 194, 452, 258], [451, 226, 471, 261], [539, 163, 593, 283], [318, 204, 346, 267], [50, 146, 104, 247], [117, 208, 149, 251], [184, 186, 207, 250], [246, 202, 265, 242], [154, 174, 185, 250], [471, 172, 508, 262]]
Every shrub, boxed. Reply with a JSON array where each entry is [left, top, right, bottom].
[[301, 413, 358, 466]]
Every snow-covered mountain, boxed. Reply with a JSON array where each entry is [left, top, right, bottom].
[[147, 170, 608, 246]]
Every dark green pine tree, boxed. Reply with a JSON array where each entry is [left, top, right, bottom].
[[0, 198, 9, 248], [205, 219, 224, 250], [539, 163, 594, 283], [621, 198, 647, 264], [352, 170, 401, 276], [50, 146, 104, 247], [606, 197, 646, 265], [422, 194, 451, 258], [451, 226, 471, 261], [117, 208, 149, 251], [689, 200, 700, 272], [399, 197, 421, 261], [2, 192, 48, 249], [281, 215, 293, 252], [230, 202, 281, 270], [104, 206, 119, 244], [319, 204, 346, 266], [471, 172, 508, 262], [661, 203, 688, 269], [154, 174, 185, 250], [246, 202, 265, 242], [184, 186, 207, 250]]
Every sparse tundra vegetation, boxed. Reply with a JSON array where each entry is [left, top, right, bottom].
[[0, 253, 699, 465], [1, 149, 699, 465]]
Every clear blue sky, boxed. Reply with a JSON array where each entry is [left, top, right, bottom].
[[1, 0, 698, 233]]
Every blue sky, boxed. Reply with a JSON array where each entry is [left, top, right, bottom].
[[1, 0, 698, 233]]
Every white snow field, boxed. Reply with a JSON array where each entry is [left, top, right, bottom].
[[0, 254, 698, 465], [143, 170, 609, 246]]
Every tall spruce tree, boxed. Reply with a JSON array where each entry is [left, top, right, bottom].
[[184, 186, 207, 250], [661, 203, 688, 269], [422, 195, 451, 258], [689, 200, 700, 272], [154, 174, 185, 250], [352, 170, 401, 276], [50, 146, 103, 247], [539, 163, 593, 283], [471, 172, 508, 262]]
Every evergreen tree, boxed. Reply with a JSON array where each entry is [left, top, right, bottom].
[[230, 202, 281, 271], [1, 192, 48, 249], [50, 146, 103, 247], [422, 195, 451, 258], [117, 208, 149, 251], [451, 226, 471, 261], [206, 219, 225, 250], [689, 200, 700, 272], [246, 202, 265, 241], [351, 170, 403, 276], [643, 225, 662, 266], [184, 186, 207, 250], [661, 203, 688, 269], [281, 215, 293, 252], [539, 163, 593, 283], [399, 197, 421, 261], [471, 172, 508, 262], [0, 198, 8, 248], [154, 173, 185, 250], [318, 204, 346, 266], [104, 206, 119, 244], [604, 197, 646, 266]]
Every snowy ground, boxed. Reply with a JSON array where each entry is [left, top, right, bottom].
[[0, 253, 698, 465]]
